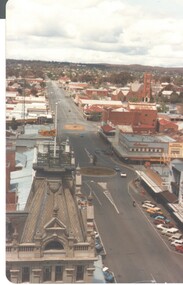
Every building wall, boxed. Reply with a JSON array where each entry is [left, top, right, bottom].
[[102, 108, 157, 133], [6, 259, 95, 283], [85, 89, 108, 98], [119, 133, 168, 156], [169, 143, 183, 159]]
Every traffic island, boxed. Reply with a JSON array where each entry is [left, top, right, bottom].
[[63, 124, 85, 130], [81, 167, 115, 176]]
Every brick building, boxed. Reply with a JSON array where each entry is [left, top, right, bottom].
[[102, 102, 157, 134], [85, 88, 108, 98]]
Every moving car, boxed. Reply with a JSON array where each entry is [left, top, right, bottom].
[[120, 172, 127, 177], [114, 166, 120, 172]]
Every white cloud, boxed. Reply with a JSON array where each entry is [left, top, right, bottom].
[[5, 0, 183, 66]]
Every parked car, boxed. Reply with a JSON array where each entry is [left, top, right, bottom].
[[175, 245, 183, 253], [171, 239, 183, 247], [166, 227, 179, 233], [103, 267, 114, 283], [142, 200, 156, 206], [154, 216, 170, 223], [168, 233, 182, 241], [150, 212, 164, 218], [142, 203, 156, 209], [153, 219, 167, 225], [120, 172, 127, 177], [146, 207, 162, 214], [156, 224, 174, 230], [95, 241, 103, 252], [154, 215, 167, 220]]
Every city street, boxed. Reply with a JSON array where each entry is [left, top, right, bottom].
[[46, 80, 183, 283]]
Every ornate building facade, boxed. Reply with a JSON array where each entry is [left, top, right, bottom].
[[6, 140, 97, 283]]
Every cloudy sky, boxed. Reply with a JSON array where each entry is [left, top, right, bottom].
[[5, 0, 183, 67]]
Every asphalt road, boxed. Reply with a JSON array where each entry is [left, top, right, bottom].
[[46, 80, 183, 283]]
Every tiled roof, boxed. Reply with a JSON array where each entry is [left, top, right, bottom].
[[21, 177, 85, 243], [101, 124, 115, 133]]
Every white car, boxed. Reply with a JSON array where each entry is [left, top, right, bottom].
[[120, 172, 127, 177], [156, 224, 171, 230], [142, 203, 156, 209], [143, 200, 154, 204], [171, 239, 183, 246], [168, 233, 182, 241], [165, 228, 179, 235]]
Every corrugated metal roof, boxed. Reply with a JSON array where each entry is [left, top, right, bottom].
[[10, 149, 35, 210]]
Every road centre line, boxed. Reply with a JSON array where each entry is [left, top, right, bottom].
[[103, 190, 120, 214]]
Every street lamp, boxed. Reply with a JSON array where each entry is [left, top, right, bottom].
[[54, 102, 58, 157]]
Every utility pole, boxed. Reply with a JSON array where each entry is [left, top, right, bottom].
[[53, 102, 58, 157]]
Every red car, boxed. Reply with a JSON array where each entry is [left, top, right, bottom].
[[153, 219, 166, 225], [153, 219, 174, 227], [175, 245, 183, 253]]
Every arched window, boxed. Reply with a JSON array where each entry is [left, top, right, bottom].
[[44, 241, 64, 250]]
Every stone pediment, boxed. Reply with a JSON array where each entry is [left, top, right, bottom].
[[44, 217, 66, 232]]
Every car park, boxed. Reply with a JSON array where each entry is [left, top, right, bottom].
[[175, 245, 183, 253], [170, 239, 183, 247]]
